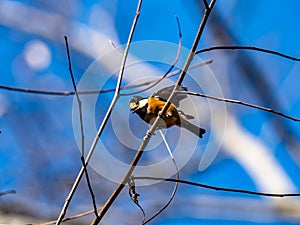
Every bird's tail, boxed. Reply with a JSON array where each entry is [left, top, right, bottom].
[[180, 117, 206, 138]]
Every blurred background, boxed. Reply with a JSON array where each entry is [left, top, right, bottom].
[[1, 0, 300, 224]]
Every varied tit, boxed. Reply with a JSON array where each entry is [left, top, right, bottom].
[[129, 85, 206, 138]]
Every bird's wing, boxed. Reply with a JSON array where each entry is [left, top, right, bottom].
[[152, 85, 188, 107]]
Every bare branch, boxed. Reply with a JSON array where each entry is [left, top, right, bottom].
[[178, 91, 300, 122], [58, 8, 143, 220], [134, 176, 300, 198], [90, 1, 216, 224], [0, 60, 212, 96], [142, 131, 179, 225], [29, 207, 102, 225], [127, 175, 145, 224], [64, 36, 85, 156], [0, 85, 76, 96], [64, 36, 98, 218], [172, 0, 216, 88], [35, 171, 300, 225], [1, 45, 300, 96], [80, 157, 98, 218], [0, 190, 16, 197], [196, 45, 300, 61], [202, 0, 209, 9], [121, 14, 182, 96], [89, 0, 143, 224], [108, 39, 123, 55], [30, 169, 300, 225]]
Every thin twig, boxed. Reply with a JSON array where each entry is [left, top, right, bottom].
[[2, 45, 300, 96], [151, 0, 216, 119], [0, 61, 212, 96], [196, 45, 300, 61], [141, 2, 216, 220], [108, 39, 123, 55], [202, 0, 209, 9], [29, 207, 102, 225], [58, 12, 142, 220], [0, 85, 76, 96], [145, 0, 216, 149], [0, 190, 16, 197], [64, 36, 85, 156], [29, 170, 300, 225], [121, 14, 182, 96], [89, 1, 143, 224], [173, 0, 216, 87], [127, 175, 145, 224], [64, 36, 98, 218], [142, 131, 179, 225], [80, 157, 99, 218], [90, 1, 216, 225], [159, 130, 174, 160], [134, 176, 300, 197], [178, 91, 300, 122], [119, 60, 212, 96]]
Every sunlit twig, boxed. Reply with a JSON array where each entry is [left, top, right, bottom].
[[29, 207, 102, 225], [108, 39, 123, 55], [90, 1, 216, 225], [57, 8, 143, 220], [90, 1, 143, 224]]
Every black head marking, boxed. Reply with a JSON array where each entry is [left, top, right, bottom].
[[129, 96, 145, 113]]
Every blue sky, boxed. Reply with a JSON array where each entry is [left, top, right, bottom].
[[1, 0, 300, 224]]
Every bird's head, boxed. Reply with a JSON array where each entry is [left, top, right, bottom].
[[129, 96, 147, 113]]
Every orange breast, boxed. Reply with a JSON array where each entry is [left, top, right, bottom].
[[147, 97, 181, 128]]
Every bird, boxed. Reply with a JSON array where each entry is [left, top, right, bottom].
[[129, 85, 206, 138]]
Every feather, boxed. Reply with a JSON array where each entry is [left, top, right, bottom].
[[152, 85, 188, 107], [179, 116, 206, 138]]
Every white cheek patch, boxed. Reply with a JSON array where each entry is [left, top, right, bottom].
[[138, 98, 148, 108]]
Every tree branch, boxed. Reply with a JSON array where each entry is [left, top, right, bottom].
[[178, 91, 300, 122], [196, 45, 300, 61], [63, 36, 98, 219], [55, 1, 143, 224], [134, 176, 300, 197], [89, 0, 143, 224], [142, 130, 179, 224], [0, 60, 211, 96], [0, 190, 16, 197], [121, 14, 182, 96], [90, 1, 216, 224]]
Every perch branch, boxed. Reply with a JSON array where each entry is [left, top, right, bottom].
[[55, 1, 143, 224], [90, 1, 216, 224]]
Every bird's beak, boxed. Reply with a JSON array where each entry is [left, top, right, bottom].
[[132, 108, 138, 114]]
